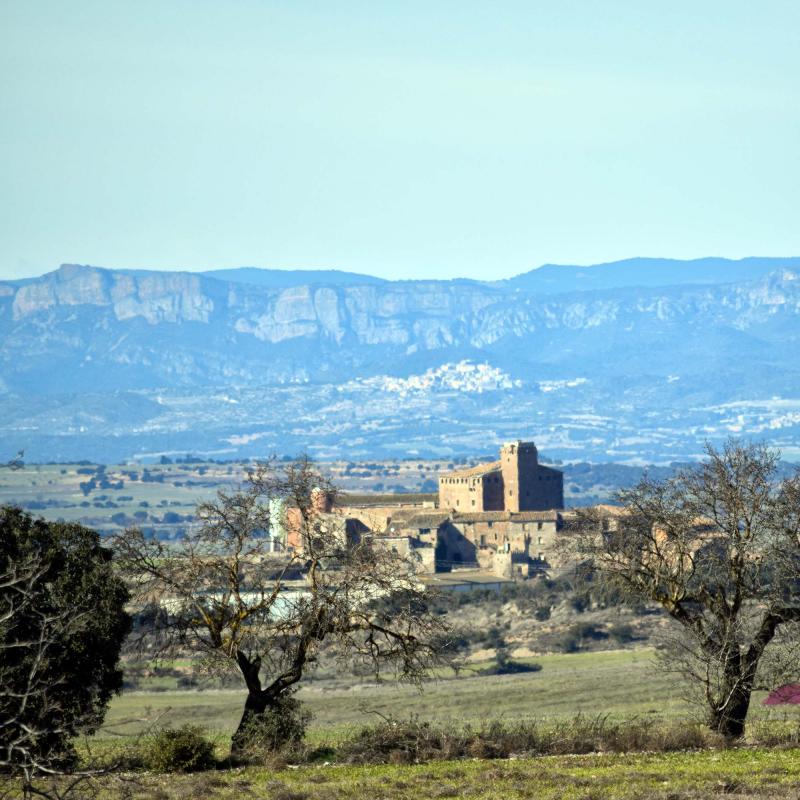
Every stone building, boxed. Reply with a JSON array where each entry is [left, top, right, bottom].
[[438, 441, 563, 513], [389, 508, 563, 578], [284, 445, 567, 579]]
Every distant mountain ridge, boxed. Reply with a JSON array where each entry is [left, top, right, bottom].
[[201, 266, 387, 288], [7, 255, 799, 293], [1, 257, 799, 463], [503, 256, 800, 294]]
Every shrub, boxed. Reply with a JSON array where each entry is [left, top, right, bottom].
[[608, 622, 636, 644], [337, 714, 721, 765], [481, 658, 543, 676], [549, 629, 581, 653], [568, 593, 590, 613], [234, 693, 311, 760], [747, 718, 800, 748], [480, 644, 543, 676], [143, 725, 216, 772], [572, 622, 609, 640], [338, 716, 466, 764], [550, 622, 609, 653]]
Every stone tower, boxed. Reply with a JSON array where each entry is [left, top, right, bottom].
[[438, 440, 563, 513], [499, 441, 539, 513]]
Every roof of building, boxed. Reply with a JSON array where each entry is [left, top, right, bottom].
[[440, 460, 502, 480], [421, 571, 515, 589], [337, 492, 437, 508], [385, 512, 451, 533], [382, 507, 435, 524], [511, 511, 561, 521], [537, 464, 563, 476], [452, 510, 560, 523], [401, 512, 452, 528]]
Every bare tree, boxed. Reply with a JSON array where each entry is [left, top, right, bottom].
[[114, 457, 447, 753], [576, 440, 800, 738]]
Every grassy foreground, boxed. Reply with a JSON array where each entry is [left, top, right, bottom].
[[13, 650, 800, 798], [44, 748, 800, 799]]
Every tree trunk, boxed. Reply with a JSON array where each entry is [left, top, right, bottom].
[[231, 651, 272, 755], [231, 688, 273, 754], [709, 683, 752, 739], [230, 646, 310, 755]]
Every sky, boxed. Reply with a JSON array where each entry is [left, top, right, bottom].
[[1, 1, 799, 282]]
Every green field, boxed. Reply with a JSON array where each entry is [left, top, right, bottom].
[[102, 649, 785, 745], [34, 748, 800, 799]]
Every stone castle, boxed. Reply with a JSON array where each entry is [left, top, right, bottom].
[[293, 441, 568, 582], [438, 441, 563, 513]]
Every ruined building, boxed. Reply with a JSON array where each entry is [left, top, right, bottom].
[[438, 441, 563, 513]]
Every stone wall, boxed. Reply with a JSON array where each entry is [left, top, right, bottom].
[[438, 469, 496, 512]]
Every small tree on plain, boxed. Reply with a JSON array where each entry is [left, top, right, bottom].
[[1, 450, 24, 471], [576, 440, 800, 738], [0, 507, 131, 791], [114, 457, 447, 753]]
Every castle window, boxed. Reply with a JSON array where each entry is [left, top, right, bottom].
[[471, 500, 476, 506], [537, 537, 543, 545], [480, 534, 486, 546], [537, 522, 543, 530], [487, 521, 493, 528]]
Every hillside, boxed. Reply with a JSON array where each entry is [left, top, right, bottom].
[[1, 258, 799, 462]]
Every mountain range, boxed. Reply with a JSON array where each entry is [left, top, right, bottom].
[[1, 257, 799, 464]]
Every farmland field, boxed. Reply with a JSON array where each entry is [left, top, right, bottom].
[[101, 649, 784, 745], [0, 458, 666, 538]]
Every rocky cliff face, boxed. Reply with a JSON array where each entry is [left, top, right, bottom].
[[4, 262, 800, 356], [10, 265, 218, 324]]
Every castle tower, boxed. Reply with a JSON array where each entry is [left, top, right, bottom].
[[500, 441, 539, 512], [437, 439, 563, 514]]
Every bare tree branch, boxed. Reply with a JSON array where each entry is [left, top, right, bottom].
[[572, 439, 800, 738], [114, 456, 448, 754]]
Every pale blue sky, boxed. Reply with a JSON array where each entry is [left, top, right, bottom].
[[1, 1, 798, 281]]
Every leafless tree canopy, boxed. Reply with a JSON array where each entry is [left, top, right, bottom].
[[576, 440, 800, 738], [114, 457, 448, 751]]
